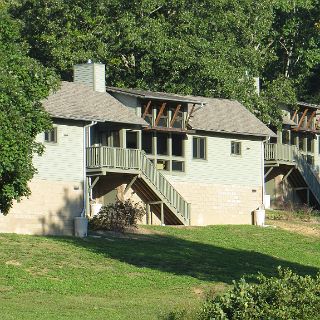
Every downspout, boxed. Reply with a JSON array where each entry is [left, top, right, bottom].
[[81, 121, 97, 217], [261, 135, 271, 206]]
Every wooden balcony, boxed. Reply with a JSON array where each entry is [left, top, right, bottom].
[[86, 146, 191, 225], [264, 143, 296, 166]]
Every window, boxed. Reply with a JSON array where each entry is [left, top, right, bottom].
[[170, 106, 184, 129], [44, 128, 57, 143], [142, 132, 153, 154], [307, 134, 313, 153], [157, 133, 168, 155], [172, 134, 184, 156], [298, 135, 305, 151], [155, 105, 168, 127], [231, 141, 241, 155], [282, 130, 290, 145], [172, 160, 184, 172], [126, 131, 138, 149], [108, 131, 120, 147], [193, 137, 206, 159], [142, 103, 153, 125], [156, 159, 169, 171]]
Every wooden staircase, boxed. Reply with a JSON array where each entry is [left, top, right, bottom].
[[86, 146, 191, 225]]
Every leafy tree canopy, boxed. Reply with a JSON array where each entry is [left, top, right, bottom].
[[0, 4, 58, 214], [10, 0, 320, 126]]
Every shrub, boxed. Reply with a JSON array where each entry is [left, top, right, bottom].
[[198, 267, 320, 320], [89, 200, 145, 233], [267, 203, 319, 222]]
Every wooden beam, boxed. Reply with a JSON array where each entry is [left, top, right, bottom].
[[89, 177, 100, 190], [169, 104, 181, 127], [306, 110, 316, 129], [291, 109, 298, 121], [185, 104, 196, 127], [282, 167, 294, 182], [296, 108, 308, 130], [148, 200, 163, 205], [142, 100, 152, 119], [264, 167, 273, 179], [154, 103, 166, 126], [123, 175, 138, 195]]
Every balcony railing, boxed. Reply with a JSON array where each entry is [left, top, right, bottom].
[[264, 143, 295, 163]]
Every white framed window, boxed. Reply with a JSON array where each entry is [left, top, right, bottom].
[[193, 136, 206, 159], [44, 127, 57, 143], [231, 141, 241, 155]]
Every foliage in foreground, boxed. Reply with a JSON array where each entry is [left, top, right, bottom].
[[165, 268, 320, 320], [0, 5, 58, 214], [89, 199, 145, 232]]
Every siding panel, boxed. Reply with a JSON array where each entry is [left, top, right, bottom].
[[33, 120, 84, 182]]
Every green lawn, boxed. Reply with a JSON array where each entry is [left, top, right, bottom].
[[0, 225, 319, 319]]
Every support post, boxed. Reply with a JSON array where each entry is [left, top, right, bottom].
[[160, 202, 164, 226], [307, 188, 310, 206], [146, 203, 150, 225]]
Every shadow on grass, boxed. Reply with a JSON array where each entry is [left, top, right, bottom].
[[49, 231, 319, 284]]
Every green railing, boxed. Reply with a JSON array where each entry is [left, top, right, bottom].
[[264, 143, 320, 205], [293, 148, 320, 205], [264, 143, 295, 163], [86, 146, 191, 224]]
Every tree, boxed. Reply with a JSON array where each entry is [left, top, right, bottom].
[[13, 0, 319, 126], [264, 0, 320, 101], [0, 4, 58, 214]]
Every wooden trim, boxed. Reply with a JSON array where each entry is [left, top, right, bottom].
[[185, 104, 196, 128], [291, 109, 298, 122], [170, 104, 181, 127], [296, 108, 308, 130], [306, 111, 316, 129], [154, 103, 167, 126], [142, 100, 152, 119], [143, 126, 193, 134], [124, 175, 138, 195]]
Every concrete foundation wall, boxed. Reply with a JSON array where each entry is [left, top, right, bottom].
[[0, 179, 83, 236], [165, 181, 261, 225], [92, 175, 261, 226]]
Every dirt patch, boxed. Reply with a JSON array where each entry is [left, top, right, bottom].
[[5, 260, 21, 267], [88, 226, 165, 239], [267, 219, 320, 238]]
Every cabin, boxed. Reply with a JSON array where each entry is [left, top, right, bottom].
[[0, 62, 275, 235], [77, 62, 275, 227], [264, 101, 320, 209]]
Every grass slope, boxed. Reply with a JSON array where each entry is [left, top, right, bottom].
[[0, 225, 319, 319]]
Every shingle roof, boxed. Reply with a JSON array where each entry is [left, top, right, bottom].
[[106, 86, 204, 104], [43, 82, 147, 126], [189, 97, 276, 138]]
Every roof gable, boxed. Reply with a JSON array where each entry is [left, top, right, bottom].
[[43, 82, 147, 126]]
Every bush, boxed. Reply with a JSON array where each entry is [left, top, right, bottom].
[[198, 268, 320, 320], [89, 200, 145, 233], [267, 203, 319, 222]]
